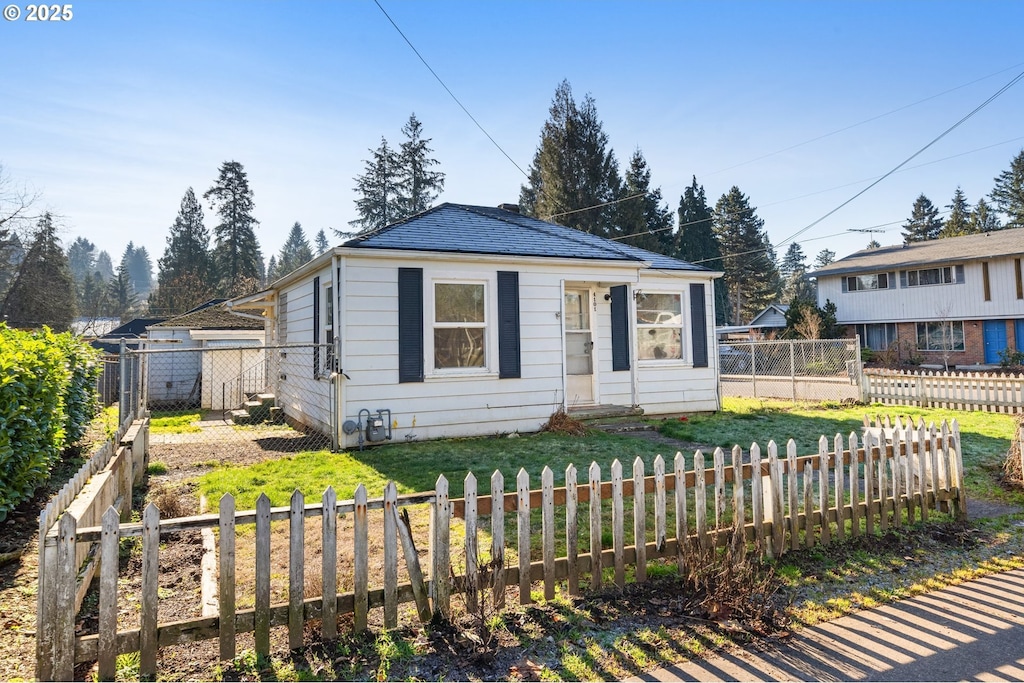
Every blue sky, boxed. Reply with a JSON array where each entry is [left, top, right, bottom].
[[2, 1, 1023, 272]]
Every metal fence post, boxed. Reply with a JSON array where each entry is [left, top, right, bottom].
[[750, 341, 757, 397], [790, 342, 797, 402], [118, 339, 127, 425]]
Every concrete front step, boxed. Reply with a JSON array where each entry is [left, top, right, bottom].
[[567, 404, 644, 422]]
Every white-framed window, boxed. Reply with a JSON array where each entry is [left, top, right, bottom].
[[904, 266, 959, 287], [278, 292, 288, 343], [916, 321, 965, 352], [846, 272, 890, 291], [636, 291, 683, 361], [324, 283, 336, 374], [431, 280, 488, 371]]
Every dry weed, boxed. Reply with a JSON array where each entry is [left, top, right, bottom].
[[540, 407, 587, 436]]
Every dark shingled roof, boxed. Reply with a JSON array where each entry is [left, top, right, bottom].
[[812, 228, 1024, 277], [343, 203, 709, 272], [152, 304, 264, 330]]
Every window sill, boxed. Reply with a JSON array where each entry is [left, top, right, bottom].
[[638, 359, 691, 368], [425, 371, 500, 382]]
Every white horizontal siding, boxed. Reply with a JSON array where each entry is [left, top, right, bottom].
[[820, 256, 1024, 323]]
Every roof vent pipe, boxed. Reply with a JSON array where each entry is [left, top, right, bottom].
[[498, 203, 520, 214]]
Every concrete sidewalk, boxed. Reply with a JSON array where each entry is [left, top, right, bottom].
[[630, 568, 1024, 682]]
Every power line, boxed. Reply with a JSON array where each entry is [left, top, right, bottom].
[[702, 60, 1024, 178], [776, 67, 1024, 249], [373, 0, 529, 180]]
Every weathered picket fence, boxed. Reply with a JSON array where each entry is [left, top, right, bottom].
[[38, 418, 964, 681], [865, 368, 1024, 413]]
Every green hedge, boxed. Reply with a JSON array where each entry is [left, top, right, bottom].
[[0, 324, 101, 520]]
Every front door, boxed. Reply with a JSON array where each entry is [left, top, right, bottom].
[[564, 289, 595, 405], [983, 320, 1007, 364]]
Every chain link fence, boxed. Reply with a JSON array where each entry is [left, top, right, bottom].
[[120, 344, 335, 464], [719, 337, 864, 403]]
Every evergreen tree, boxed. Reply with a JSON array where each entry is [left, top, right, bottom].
[[520, 80, 622, 238], [106, 258, 137, 322], [80, 271, 108, 323], [204, 161, 262, 296], [615, 150, 673, 253], [813, 249, 836, 269], [674, 176, 728, 324], [712, 187, 779, 324], [120, 242, 153, 298], [0, 212, 75, 330], [266, 255, 277, 281], [314, 229, 329, 256], [67, 237, 96, 284], [349, 138, 402, 234], [969, 197, 1001, 233], [95, 251, 114, 281], [152, 187, 213, 315], [779, 242, 814, 303], [901, 194, 942, 243], [990, 149, 1024, 229], [0, 231, 24, 304], [866, 238, 881, 249], [275, 222, 313, 276], [939, 187, 972, 237], [397, 113, 445, 216]]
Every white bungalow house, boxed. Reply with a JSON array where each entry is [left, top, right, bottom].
[[811, 229, 1024, 366], [230, 203, 722, 448]]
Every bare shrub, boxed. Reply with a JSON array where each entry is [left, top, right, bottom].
[[147, 484, 191, 519], [1002, 415, 1024, 485], [540, 407, 587, 436]]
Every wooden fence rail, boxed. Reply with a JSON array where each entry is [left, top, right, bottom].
[[39, 418, 964, 681], [865, 368, 1024, 413]]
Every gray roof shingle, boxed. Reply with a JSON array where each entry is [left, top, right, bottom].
[[342, 203, 709, 272], [812, 228, 1024, 277]]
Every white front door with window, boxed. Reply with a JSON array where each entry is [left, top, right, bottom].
[[564, 288, 595, 405]]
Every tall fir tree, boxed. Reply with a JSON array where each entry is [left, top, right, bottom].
[[674, 177, 728, 324], [0, 212, 75, 330], [397, 113, 445, 216], [990, 149, 1024, 229], [153, 187, 213, 315], [314, 229, 329, 256], [349, 138, 402, 234], [779, 242, 814, 304], [901, 194, 942, 243], [95, 250, 114, 281], [120, 243, 153, 298], [615, 150, 673, 254], [813, 249, 836, 269], [866, 238, 881, 249], [520, 80, 621, 237], [969, 197, 1001, 233], [275, 222, 313, 277], [712, 187, 779, 324], [67, 237, 96, 284], [204, 161, 262, 297], [939, 187, 973, 238], [106, 258, 137, 323]]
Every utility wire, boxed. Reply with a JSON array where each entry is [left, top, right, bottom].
[[373, 0, 529, 179], [776, 68, 1024, 248]]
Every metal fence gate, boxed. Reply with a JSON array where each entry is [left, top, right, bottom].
[[120, 343, 336, 461], [719, 337, 864, 403]]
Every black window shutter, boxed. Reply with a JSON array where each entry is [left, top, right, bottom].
[[398, 268, 424, 383], [497, 271, 521, 379], [312, 276, 320, 376], [689, 283, 708, 368], [610, 285, 630, 371]]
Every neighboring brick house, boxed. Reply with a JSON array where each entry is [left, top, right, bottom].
[[811, 229, 1024, 367]]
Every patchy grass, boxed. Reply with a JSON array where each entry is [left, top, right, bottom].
[[659, 397, 1019, 503], [149, 409, 203, 434]]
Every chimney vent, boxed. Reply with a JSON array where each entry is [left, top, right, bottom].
[[498, 203, 520, 214]]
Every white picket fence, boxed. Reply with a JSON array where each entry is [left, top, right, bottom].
[[38, 418, 964, 681], [865, 369, 1024, 413]]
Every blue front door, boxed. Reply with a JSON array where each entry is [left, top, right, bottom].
[[984, 320, 1007, 364]]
